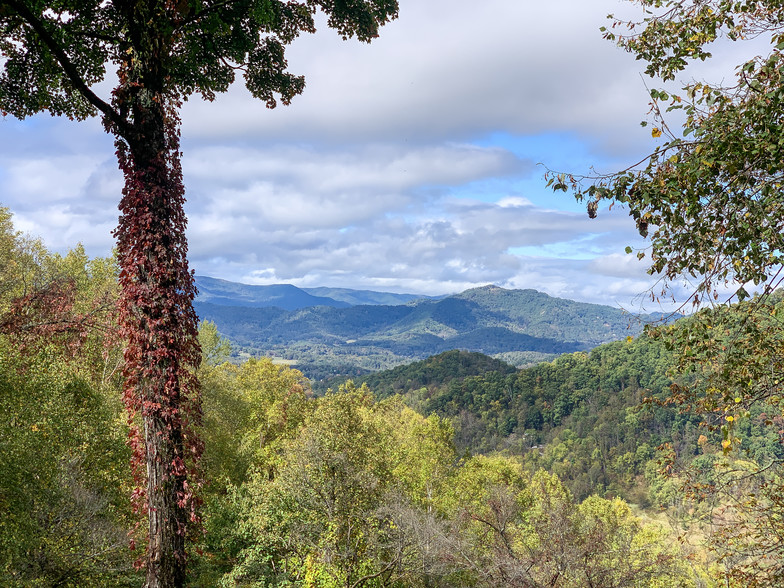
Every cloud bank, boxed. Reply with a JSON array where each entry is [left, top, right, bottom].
[[0, 0, 748, 311]]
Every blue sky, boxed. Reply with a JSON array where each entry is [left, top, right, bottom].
[[0, 0, 751, 311]]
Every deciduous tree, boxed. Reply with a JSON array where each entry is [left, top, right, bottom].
[[0, 1, 398, 585], [548, 1, 784, 583], [548, 0, 784, 306], [0, 221, 135, 587]]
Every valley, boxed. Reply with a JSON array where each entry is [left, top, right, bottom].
[[195, 276, 657, 383]]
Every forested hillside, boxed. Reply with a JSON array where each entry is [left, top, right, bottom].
[[196, 282, 654, 382], [4, 207, 784, 586], [357, 314, 784, 501], [350, 337, 689, 502]]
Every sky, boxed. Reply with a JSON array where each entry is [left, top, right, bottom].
[[0, 0, 757, 312]]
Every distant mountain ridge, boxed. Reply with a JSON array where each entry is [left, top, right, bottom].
[[195, 276, 433, 310], [302, 286, 434, 306], [194, 278, 651, 382]]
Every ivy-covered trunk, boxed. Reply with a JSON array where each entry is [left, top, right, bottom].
[[101, 4, 204, 585], [113, 93, 202, 588], [0, 0, 398, 584]]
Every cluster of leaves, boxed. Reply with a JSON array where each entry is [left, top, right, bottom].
[[646, 291, 784, 584], [352, 350, 515, 398], [548, 0, 784, 306], [0, 0, 399, 124]]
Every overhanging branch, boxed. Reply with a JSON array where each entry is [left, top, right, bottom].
[[1, 0, 131, 137]]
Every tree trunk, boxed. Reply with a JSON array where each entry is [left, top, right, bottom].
[[143, 411, 187, 588], [113, 98, 202, 588]]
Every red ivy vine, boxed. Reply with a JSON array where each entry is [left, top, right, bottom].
[[113, 105, 203, 563]]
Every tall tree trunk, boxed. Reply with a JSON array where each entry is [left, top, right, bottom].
[[113, 98, 202, 588], [105, 3, 203, 584]]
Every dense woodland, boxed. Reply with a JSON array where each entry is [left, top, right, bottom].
[[3, 209, 784, 587]]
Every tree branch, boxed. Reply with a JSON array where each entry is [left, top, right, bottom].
[[349, 553, 401, 588], [1, 0, 131, 137], [176, 0, 237, 29]]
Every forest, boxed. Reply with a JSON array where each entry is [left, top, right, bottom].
[[2, 209, 784, 587]]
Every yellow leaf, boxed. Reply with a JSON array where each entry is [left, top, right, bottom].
[[652, 127, 662, 138]]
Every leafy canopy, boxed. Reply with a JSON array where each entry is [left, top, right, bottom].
[[548, 0, 784, 305], [0, 0, 398, 122]]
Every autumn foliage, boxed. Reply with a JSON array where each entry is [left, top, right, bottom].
[[113, 110, 203, 580]]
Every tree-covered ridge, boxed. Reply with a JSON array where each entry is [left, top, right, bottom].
[[351, 307, 784, 507], [196, 282, 656, 382], [354, 349, 518, 398], [342, 332, 681, 500], [454, 285, 646, 344], [195, 276, 352, 310]]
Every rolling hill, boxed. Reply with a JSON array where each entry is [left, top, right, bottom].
[[195, 278, 654, 382]]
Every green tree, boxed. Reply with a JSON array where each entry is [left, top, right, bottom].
[[201, 356, 311, 488], [547, 1, 784, 583], [193, 353, 312, 585], [220, 384, 390, 587], [550, 0, 784, 306], [0, 339, 137, 587], [0, 1, 398, 585], [198, 320, 231, 368], [0, 221, 136, 586], [218, 384, 464, 587]]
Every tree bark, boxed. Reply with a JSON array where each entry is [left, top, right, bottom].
[[113, 98, 202, 588]]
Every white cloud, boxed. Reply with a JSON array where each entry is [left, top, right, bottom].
[[180, 0, 652, 153], [0, 0, 755, 309]]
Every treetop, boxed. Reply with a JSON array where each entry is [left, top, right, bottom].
[[0, 0, 399, 124]]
